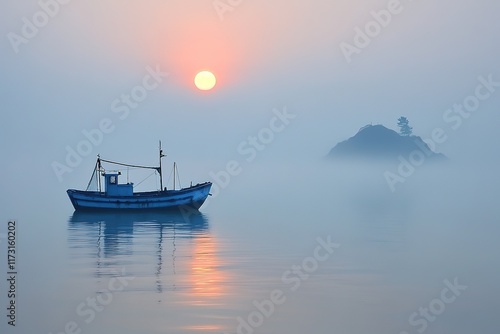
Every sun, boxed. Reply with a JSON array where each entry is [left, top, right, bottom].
[[194, 71, 217, 91]]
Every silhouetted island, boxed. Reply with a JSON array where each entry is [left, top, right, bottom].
[[327, 124, 446, 161]]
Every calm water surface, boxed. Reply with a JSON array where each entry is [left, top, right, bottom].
[[1, 163, 499, 334]]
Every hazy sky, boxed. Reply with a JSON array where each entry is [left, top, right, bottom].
[[1, 0, 499, 212]]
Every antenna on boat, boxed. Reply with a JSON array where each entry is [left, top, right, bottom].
[[159, 141, 166, 191], [173, 162, 181, 190]]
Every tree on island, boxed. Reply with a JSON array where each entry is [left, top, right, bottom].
[[397, 117, 413, 136]]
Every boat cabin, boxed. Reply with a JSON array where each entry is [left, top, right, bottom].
[[103, 172, 133, 196]]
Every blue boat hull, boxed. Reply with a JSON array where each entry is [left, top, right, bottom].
[[67, 182, 212, 211]]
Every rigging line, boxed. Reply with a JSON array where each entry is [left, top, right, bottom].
[[99, 158, 159, 171], [165, 167, 174, 188], [85, 160, 99, 191], [135, 170, 158, 188], [106, 167, 143, 172], [175, 163, 182, 189], [110, 166, 143, 170]]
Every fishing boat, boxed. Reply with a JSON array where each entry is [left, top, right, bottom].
[[67, 142, 212, 211]]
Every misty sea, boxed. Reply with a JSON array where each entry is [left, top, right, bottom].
[[1, 161, 499, 334]]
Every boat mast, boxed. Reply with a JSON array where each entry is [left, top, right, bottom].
[[159, 141, 165, 190], [97, 155, 102, 192], [173, 162, 176, 190]]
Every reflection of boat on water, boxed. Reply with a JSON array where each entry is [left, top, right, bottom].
[[69, 210, 209, 235], [68, 211, 210, 293], [67, 142, 212, 211], [69, 211, 209, 255], [68, 210, 230, 328]]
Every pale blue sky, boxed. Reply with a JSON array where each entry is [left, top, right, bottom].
[[1, 0, 499, 213]]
